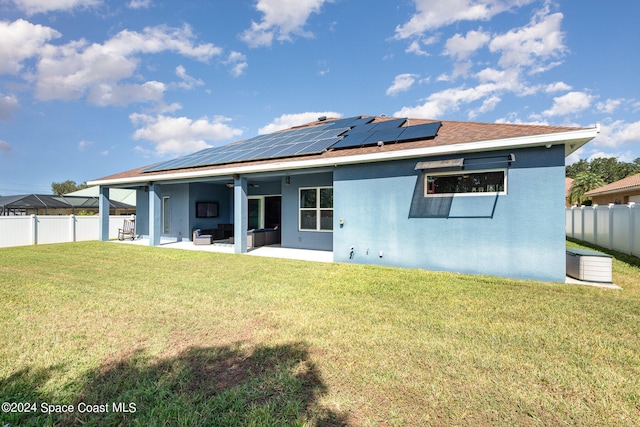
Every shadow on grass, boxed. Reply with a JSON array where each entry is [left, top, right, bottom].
[[1, 342, 347, 426]]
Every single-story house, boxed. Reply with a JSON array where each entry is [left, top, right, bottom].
[[89, 116, 598, 282], [584, 173, 640, 205]]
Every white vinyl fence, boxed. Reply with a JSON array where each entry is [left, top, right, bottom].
[[566, 204, 639, 257], [0, 215, 134, 248]]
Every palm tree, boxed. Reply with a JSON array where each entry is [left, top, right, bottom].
[[568, 171, 605, 205]]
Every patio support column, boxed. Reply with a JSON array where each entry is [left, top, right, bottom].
[[234, 176, 248, 254], [98, 186, 110, 241], [149, 183, 162, 246]]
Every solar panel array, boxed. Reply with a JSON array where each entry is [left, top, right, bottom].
[[143, 124, 350, 172], [143, 116, 442, 173]]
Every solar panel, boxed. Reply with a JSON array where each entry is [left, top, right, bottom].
[[345, 123, 377, 134], [397, 122, 441, 141], [365, 127, 407, 143], [369, 118, 406, 130], [329, 131, 372, 149], [322, 116, 373, 129]]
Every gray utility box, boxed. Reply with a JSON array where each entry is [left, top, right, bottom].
[[566, 248, 613, 283]]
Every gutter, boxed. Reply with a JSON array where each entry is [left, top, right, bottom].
[[89, 126, 599, 187]]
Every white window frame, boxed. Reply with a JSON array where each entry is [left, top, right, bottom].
[[424, 168, 508, 197], [299, 186, 333, 232]]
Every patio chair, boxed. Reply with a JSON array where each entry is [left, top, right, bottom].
[[118, 219, 136, 240], [192, 228, 213, 245]]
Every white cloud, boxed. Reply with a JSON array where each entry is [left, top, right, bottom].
[[444, 30, 490, 61], [88, 81, 166, 106], [0, 19, 61, 74], [396, 66, 524, 119], [406, 40, 430, 56], [404, 35, 439, 56], [175, 65, 204, 90], [395, 84, 498, 118], [489, 7, 566, 69], [127, 0, 151, 9], [395, 0, 535, 39], [386, 74, 419, 96], [0, 140, 11, 153], [34, 24, 221, 105], [258, 111, 342, 134], [224, 51, 248, 77], [130, 113, 243, 156], [596, 98, 623, 114], [77, 140, 94, 151], [8, 0, 100, 15], [469, 95, 501, 118], [544, 81, 571, 93], [541, 91, 593, 117], [241, 0, 330, 48], [0, 93, 20, 121], [594, 120, 640, 149]]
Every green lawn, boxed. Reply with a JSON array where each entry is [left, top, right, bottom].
[[1, 241, 639, 426]]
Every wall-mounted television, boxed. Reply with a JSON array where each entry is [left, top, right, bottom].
[[196, 201, 219, 218]]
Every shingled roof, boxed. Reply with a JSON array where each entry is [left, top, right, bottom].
[[584, 173, 640, 197], [90, 116, 597, 186]]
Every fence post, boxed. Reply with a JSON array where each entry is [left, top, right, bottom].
[[579, 206, 585, 241], [608, 204, 614, 250], [592, 205, 598, 246], [69, 215, 76, 242], [569, 206, 574, 238], [30, 214, 37, 245], [629, 203, 635, 255]]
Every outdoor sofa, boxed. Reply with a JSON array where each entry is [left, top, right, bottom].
[[192, 224, 234, 245]]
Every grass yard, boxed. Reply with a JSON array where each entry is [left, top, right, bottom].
[[0, 240, 639, 426]]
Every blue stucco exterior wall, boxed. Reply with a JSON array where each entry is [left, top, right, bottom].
[[190, 183, 233, 231], [333, 146, 567, 282], [281, 172, 333, 251]]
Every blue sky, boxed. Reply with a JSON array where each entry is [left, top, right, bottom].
[[0, 0, 638, 195]]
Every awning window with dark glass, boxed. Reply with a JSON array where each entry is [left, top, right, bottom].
[[425, 170, 506, 196]]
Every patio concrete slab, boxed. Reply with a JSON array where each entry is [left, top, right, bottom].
[[111, 238, 332, 263], [565, 276, 621, 290]]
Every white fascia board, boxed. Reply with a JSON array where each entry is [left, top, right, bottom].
[[89, 127, 598, 187]]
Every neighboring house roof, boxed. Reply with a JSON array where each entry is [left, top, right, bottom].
[[66, 186, 137, 206], [0, 194, 134, 213], [89, 116, 598, 186], [584, 173, 640, 197]]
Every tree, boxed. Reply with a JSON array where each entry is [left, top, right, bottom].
[[566, 157, 640, 184], [566, 159, 590, 177], [51, 180, 88, 195], [568, 171, 605, 205]]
